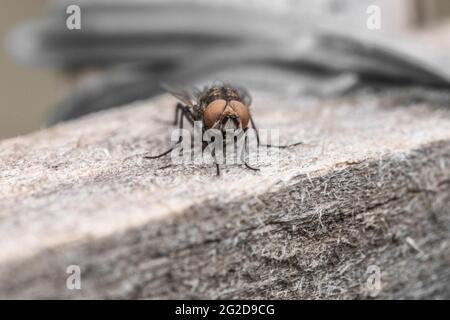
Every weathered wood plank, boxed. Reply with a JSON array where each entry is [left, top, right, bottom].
[[0, 89, 449, 299]]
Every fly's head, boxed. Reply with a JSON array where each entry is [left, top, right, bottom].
[[203, 99, 249, 133]]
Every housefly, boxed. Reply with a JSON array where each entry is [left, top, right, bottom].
[[145, 84, 302, 175]]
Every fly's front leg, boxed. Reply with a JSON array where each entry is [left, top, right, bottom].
[[174, 103, 194, 126], [250, 114, 303, 149], [172, 103, 194, 127], [172, 103, 182, 126], [201, 138, 221, 176], [145, 104, 190, 159], [213, 150, 221, 176], [242, 134, 259, 171], [155, 103, 193, 126]]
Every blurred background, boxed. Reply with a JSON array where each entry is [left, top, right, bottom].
[[1, 0, 450, 139], [0, 0, 57, 139]]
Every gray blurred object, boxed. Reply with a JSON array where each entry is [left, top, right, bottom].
[[5, 0, 450, 124]]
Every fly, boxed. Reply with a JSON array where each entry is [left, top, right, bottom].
[[145, 84, 302, 175]]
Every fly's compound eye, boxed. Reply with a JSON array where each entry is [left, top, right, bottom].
[[204, 99, 226, 128], [230, 100, 249, 129]]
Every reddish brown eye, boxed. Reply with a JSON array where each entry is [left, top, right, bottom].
[[230, 100, 249, 129], [203, 99, 226, 128]]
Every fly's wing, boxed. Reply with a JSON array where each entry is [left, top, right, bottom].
[[161, 83, 200, 107], [234, 85, 252, 107]]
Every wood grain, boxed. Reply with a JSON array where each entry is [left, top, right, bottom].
[[0, 89, 449, 299]]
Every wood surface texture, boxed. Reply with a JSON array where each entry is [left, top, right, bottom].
[[0, 89, 449, 299]]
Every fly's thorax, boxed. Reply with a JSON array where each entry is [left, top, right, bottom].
[[200, 85, 240, 106]]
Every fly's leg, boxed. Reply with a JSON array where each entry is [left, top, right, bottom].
[[176, 103, 194, 126], [250, 114, 303, 148], [215, 163, 220, 176], [244, 162, 259, 171], [154, 103, 193, 126], [173, 103, 182, 125], [242, 134, 259, 171], [212, 146, 221, 176], [202, 140, 221, 176], [145, 104, 191, 159]]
